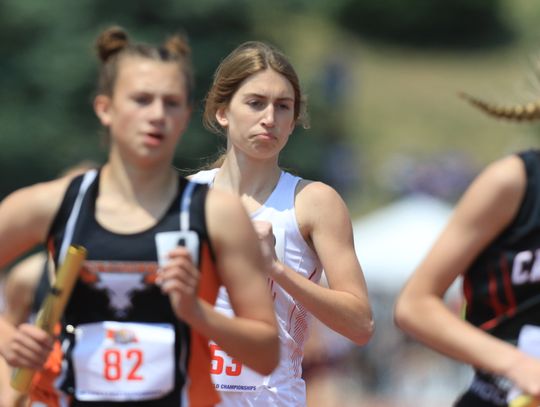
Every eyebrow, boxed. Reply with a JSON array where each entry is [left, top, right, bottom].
[[243, 92, 294, 102]]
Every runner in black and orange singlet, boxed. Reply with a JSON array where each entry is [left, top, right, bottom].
[[0, 26, 279, 407]]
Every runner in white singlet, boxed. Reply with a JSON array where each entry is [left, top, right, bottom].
[[191, 41, 375, 406], [192, 169, 320, 404]]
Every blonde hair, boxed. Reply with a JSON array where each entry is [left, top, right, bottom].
[[459, 92, 540, 121]]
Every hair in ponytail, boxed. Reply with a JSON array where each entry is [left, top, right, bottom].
[[459, 91, 540, 121]]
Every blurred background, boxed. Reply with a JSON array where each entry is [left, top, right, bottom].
[[2, 0, 540, 405]]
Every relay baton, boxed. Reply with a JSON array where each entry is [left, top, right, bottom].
[[10, 245, 87, 393], [510, 395, 540, 407]]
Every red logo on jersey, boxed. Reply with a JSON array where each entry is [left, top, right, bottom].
[[106, 328, 139, 345]]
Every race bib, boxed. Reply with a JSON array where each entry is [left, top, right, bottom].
[[72, 321, 175, 401], [209, 342, 267, 392], [209, 226, 284, 392]]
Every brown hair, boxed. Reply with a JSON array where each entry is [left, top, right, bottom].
[[203, 41, 309, 135], [459, 91, 540, 121], [95, 26, 194, 103]]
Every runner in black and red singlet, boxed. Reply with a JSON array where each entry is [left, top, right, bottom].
[[396, 87, 540, 406]]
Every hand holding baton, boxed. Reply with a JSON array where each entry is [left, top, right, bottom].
[[10, 245, 87, 393]]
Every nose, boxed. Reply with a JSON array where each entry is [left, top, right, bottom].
[[149, 99, 166, 122], [261, 105, 275, 128]]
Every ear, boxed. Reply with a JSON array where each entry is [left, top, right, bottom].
[[215, 106, 229, 129], [94, 94, 113, 127]]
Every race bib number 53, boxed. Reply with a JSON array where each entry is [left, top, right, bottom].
[[210, 342, 267, 392], [72, 321, 175, 401]]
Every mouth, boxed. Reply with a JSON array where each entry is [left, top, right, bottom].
[[143, 132, 165, 146], [146, 132, 164, 140], [254, 132, 276, 140]]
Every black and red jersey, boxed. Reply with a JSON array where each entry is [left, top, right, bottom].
[[464, 149, 540, 341]]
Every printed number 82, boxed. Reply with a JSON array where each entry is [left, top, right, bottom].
[[209, 344, 242, 376], [103, 348, 143, 381]]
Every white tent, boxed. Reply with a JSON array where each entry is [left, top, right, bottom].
[[353, 193, 454, 293]]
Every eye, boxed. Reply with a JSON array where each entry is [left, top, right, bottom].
[[133, 94, 152, 105], [165, 98, 182, 108], [277, 103, 291, 110], [247, 99, 265, 109]]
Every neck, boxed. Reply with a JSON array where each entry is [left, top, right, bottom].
[[215, 153, 281, 204], [101, 155, 177, 205]]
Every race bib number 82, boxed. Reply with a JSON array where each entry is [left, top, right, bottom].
[[73, 321, 175, 401]]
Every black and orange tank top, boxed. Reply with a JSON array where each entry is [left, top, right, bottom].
[[30, 169, 221, 407]]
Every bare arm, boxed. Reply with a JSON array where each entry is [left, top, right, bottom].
[[269, 181, 374, 345], [159, 188, 279, 375], [0, 178, 68, 368], [0, 252, 50, 392], [394, 154, 540, 397], [3, 252, 48, 326], [0, 179, 68, 269]]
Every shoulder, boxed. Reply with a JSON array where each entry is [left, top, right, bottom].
[[295, 179, 347, 212], [452, 153, 526, 235], [294, 180, 351, 236], [472, 153, 526, 200], [205, 188, 248, 224], [0, 176, 76, 265], [2, 175, 75, 221], [204, 189, 255, 248]]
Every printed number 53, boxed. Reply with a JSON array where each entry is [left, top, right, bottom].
[[209, 344, 242, 376]]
